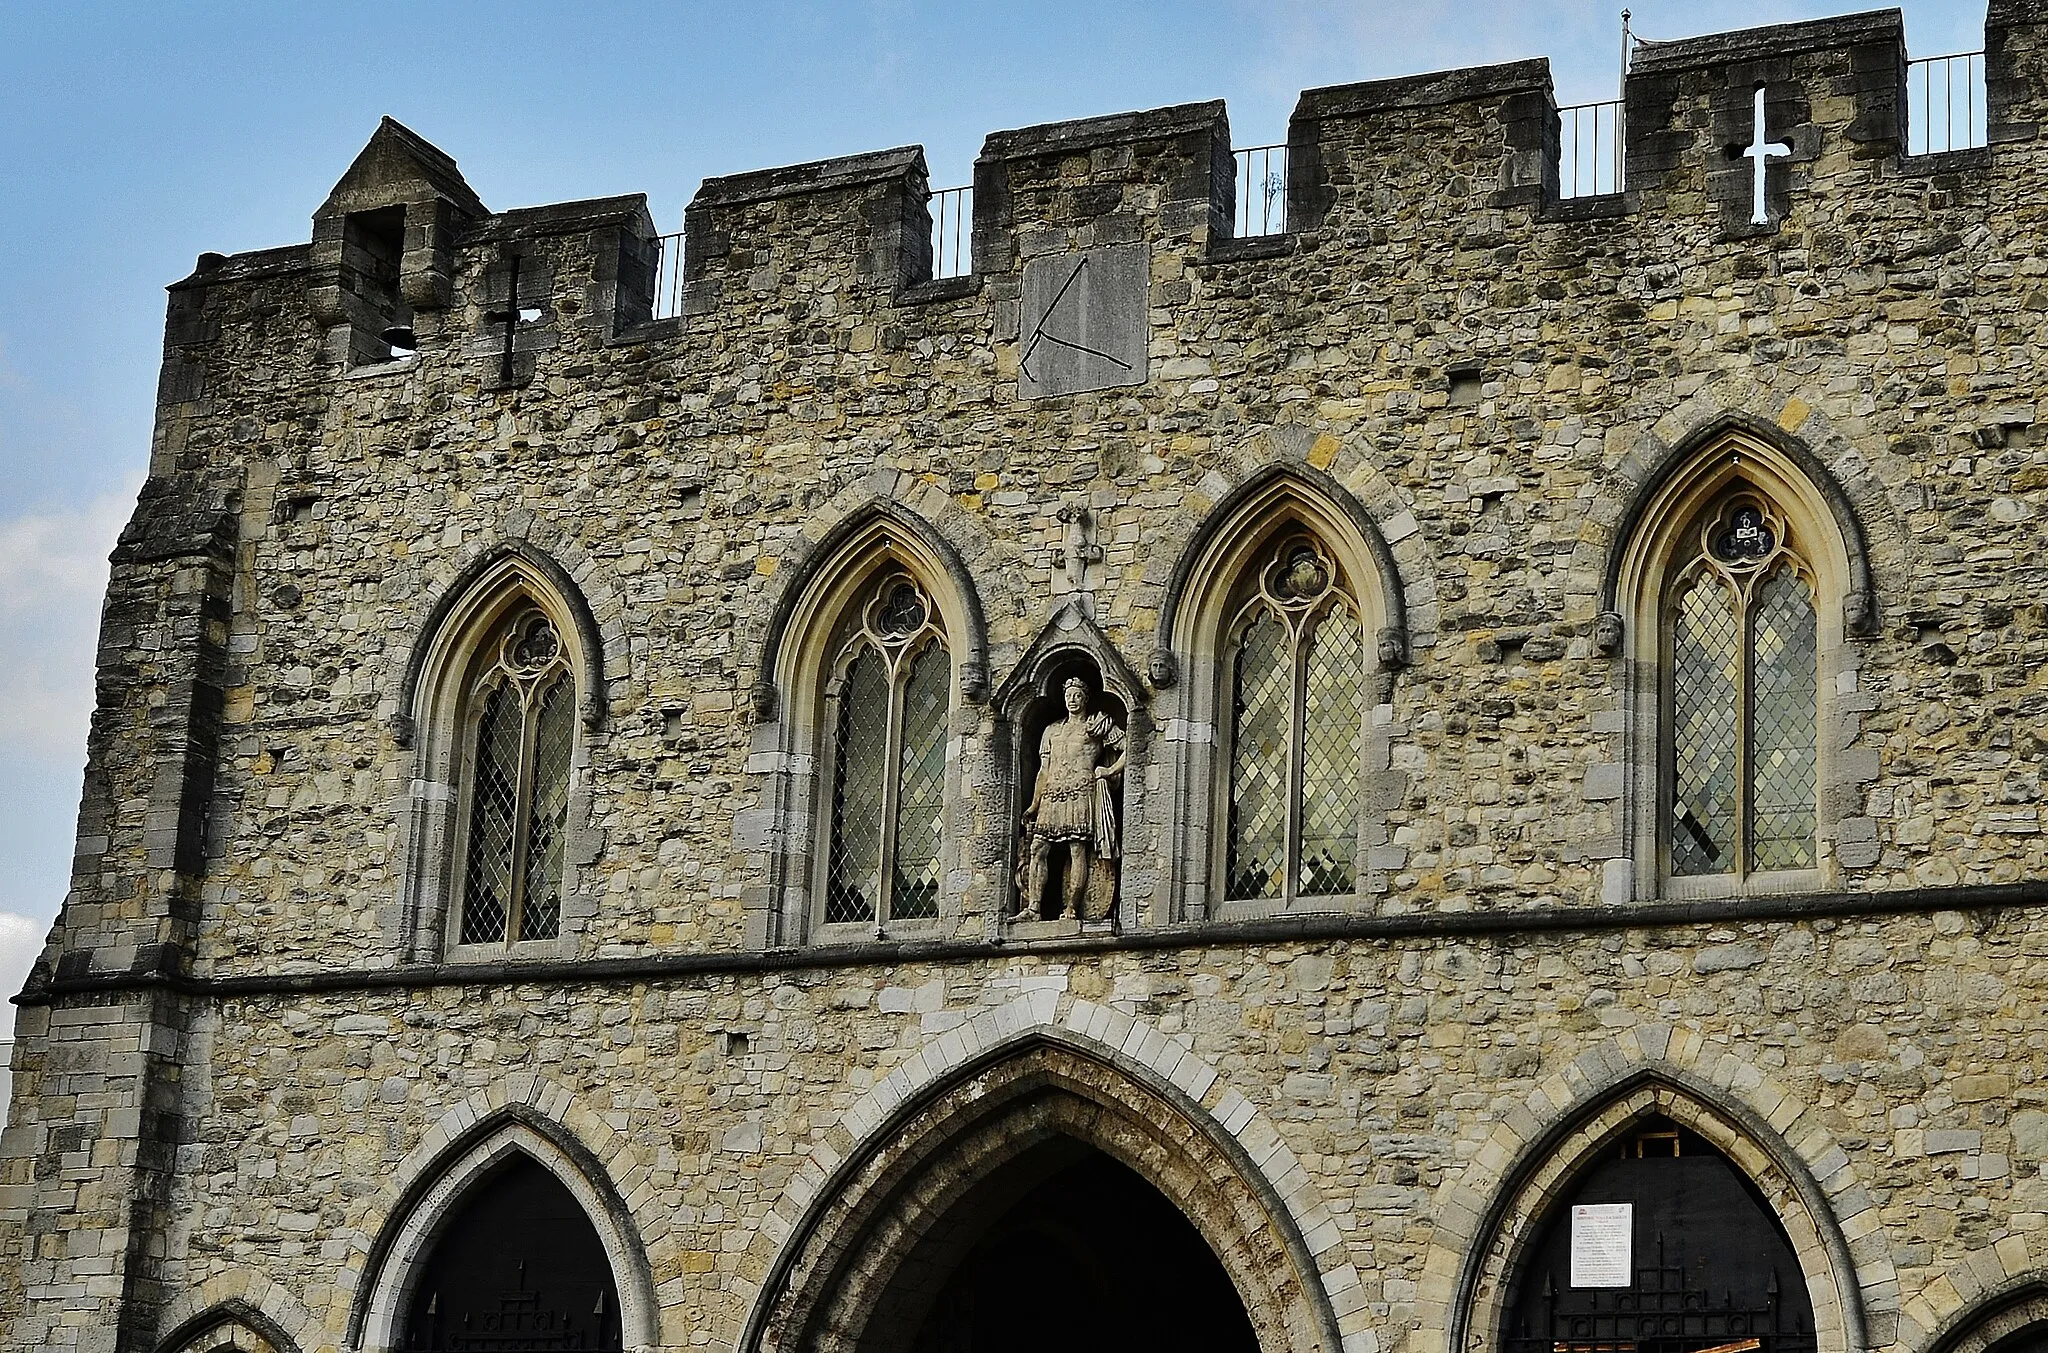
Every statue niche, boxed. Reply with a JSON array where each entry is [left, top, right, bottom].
[[1013, 669, 1127, 924]]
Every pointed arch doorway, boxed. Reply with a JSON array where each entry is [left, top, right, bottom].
[[748, 1037, 1342, 1353], [352, 1110, 658, 1353], [1501, 1114, 1816, 1353], [899, 1138, 1256, 1353], [401, 1153, 623, 1351]]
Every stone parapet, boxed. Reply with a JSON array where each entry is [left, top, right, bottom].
[[682, 145, 932, 313], [1626, 9, 1905, 236], [1288, 59, 1557, 224], [972, 101, 1235, 267], [1988, 0, 2048, 146]]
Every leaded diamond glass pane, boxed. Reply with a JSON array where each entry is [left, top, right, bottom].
[[1300, 609, 1363, 896], [1750, 569, 1818, 870], [520, 674, 573, 940], [1671, 574, 1741, 876], [891, 645, 948, 921], [826, 650, 888, 923], [1227, 610, 1290, 901], [461, 682, 519, 944]]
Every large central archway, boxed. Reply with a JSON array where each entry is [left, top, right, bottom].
[[748, 1036, 1343, 1353], [895, 1140, 1258, 1353]]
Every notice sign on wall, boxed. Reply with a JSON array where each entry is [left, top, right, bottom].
[[1570, 1203, 1633, 1287]]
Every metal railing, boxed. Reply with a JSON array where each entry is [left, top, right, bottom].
[[1907, 51, 1987, 155], [1234, 144, 1288, 237], [930, 185, 971, 279], [652, 230, 685, 321], [1558, 99, 1625, 198]]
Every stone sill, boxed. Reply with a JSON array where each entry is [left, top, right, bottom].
[[1207, 234, 1295, 264], [609, 315, 686, 346], [341, 354, 420, 381], [1544, 191, 1635, 223], [1007, 917, 1117, 942], [27, 878, 2048, 1006], [1896, 145, 1994, 177], [897, 274, 980, 306]]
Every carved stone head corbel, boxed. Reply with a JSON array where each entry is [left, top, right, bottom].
[[1593, 610, 1625, 656]]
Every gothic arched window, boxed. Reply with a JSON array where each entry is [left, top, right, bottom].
[[1665, 495, 1818, 879], [820, 573, 950, 929], [1222, 535, 1366, 905], [456, 607, 575, 946]]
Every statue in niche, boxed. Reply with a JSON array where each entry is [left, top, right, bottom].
[[1015, 676, 1126, 922]]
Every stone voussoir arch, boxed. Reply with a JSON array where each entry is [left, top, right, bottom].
[[1427, 1023, 1897, 1353], [1910, 1262, 2048, 1353], [752, 466, 1003, 721], [1564, 389, 1908, 632], [335, 1075, 671, 1353], [386, 523, 628, 746], [1152, 431, 1435, 682], [735, 991, 1375, 1353], [153, 1289, 308, 1353]]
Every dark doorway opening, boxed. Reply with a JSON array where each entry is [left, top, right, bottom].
[[904, 1143, 1258, 1353], [1503, 1115, 1816, 1353], [1986, 1324, 2048, 1353], [402, 1153, 623, 1352]]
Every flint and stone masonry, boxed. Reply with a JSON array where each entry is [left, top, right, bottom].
[[9, 6, 2048, 1353]]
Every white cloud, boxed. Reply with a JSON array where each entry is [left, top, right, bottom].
[[0, 483, 139, 762], [0, 911, 49, 1041]]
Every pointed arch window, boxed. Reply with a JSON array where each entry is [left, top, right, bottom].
[[456, 608, 574, 946], [1223, 535, 1367, 904], [1666, 495, 1818, 878], [821, 574, 950, 928]]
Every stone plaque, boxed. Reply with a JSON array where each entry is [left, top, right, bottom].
[[1017, 244, 1148, 399]]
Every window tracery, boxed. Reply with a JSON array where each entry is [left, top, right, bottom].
[[821, 573, 950, 928], [457, 608, 574, 946], [1222, 536, 1366, 904], [1666, 495, 1818, 879]]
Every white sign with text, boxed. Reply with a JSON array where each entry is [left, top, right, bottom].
[[1570, 1203, 1633, 1287]]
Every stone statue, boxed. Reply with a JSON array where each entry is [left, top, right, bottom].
[[1016, 677, 1126, 922]]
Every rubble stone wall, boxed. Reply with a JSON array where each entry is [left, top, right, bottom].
[[8, 8, 2048, 1353]]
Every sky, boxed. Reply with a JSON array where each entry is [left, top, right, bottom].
[[0, 0, 1992, 1028]]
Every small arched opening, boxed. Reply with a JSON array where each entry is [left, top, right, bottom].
[[1501, 1115, 1816, 1353], [399, 1154, 623, 1352]]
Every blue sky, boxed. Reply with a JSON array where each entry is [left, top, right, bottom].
[[0, 0, 1991, 1010]]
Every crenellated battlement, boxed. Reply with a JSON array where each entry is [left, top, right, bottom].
[[156, 4, 2048, 400]]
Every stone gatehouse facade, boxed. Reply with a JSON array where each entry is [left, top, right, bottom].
[[10, 6, 2048, 1353]]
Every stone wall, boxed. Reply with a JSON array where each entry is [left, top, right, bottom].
[[7, 8, 2048, 1353]]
